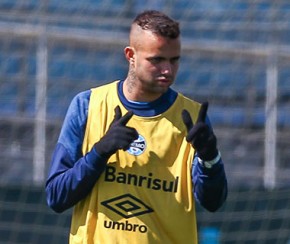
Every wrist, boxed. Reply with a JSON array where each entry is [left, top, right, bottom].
[[198, 151, 221, 168], [197, 145, 218, 161], [94, 141, 114, 159]]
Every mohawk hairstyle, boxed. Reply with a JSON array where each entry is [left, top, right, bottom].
[[133, 10, 180, 39]]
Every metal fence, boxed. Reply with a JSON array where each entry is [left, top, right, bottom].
[[0, 1, 290, 243]]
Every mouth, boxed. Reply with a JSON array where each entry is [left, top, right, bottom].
[[157, 78, 172, 85]]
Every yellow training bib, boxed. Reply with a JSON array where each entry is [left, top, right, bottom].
[[70, 81, 201, 244]]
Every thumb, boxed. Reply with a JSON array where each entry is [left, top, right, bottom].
[[197, 102, 208, 123], [112, 105, 122, 123], [118, 111, 134, 126], [182, 109, 193, 132]]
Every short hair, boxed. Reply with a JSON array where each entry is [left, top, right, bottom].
[[132, 10, 180, 39]]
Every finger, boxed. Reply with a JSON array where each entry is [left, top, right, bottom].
[[197, 102, 208, 123], [118, 128, 139, 150], [182, 109, 193, 132], [112, 106, 122, 123], [118, 110, 134, 126], [186, 123, 208, 142]]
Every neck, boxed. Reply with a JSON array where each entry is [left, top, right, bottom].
[[123, 78, 162, 103]]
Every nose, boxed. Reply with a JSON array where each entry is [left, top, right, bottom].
[[161, 62, 173, 75]]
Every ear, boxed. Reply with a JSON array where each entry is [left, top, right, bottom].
[[124, 46, 135, 64]]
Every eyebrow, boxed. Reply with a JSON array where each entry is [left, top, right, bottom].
[[148, 56, 180, 61]]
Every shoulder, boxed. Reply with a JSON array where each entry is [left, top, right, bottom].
[[91, 80, 119, 94], [176, 93, 213, 127], [71, 90, 91, 110], [177, 92, 200, 105], [176, 92, 201, 114], [65, 90, 91, 122], [61, 90, 92, 137], [57, 90, 92, 159]]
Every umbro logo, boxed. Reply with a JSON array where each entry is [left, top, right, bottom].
[[101, 193, 154, 219]]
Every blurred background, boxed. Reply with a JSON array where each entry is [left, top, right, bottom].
[[0, 0, 289, 243]]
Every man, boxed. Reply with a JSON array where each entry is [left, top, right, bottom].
[[46, 10, 227, 244]]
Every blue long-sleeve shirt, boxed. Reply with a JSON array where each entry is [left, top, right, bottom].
[[46, 80, 227, 213]]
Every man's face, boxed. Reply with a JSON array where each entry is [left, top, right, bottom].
[[130, 30, 181, 100]]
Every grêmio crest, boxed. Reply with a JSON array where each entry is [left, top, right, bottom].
[[127, 134, 146, 156]]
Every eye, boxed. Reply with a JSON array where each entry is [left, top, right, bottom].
[[148, 57, 163, 64], [170, 57, 180, 64]]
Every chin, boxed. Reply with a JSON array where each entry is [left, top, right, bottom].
[[155, 86, 169, 94]]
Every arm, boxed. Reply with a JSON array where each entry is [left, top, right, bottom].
[[192, 155, 227, 212], [45, 91, 108, 213], [45, 92, 138, 213], [182, 102, 228, 212]]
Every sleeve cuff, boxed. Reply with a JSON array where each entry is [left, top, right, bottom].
[[197, 151, 221, 168]]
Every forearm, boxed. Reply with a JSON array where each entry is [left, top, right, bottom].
[[46, 144, 107, 213], [193, 156, 227, 212]]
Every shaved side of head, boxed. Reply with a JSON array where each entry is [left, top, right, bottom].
[[129, 10, 180, 49], [129, 24, 145, 50]]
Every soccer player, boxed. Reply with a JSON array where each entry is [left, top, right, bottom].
[[46, 10, 227, 244]]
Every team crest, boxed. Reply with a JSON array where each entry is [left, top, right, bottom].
[[127, 134, 146, 156]]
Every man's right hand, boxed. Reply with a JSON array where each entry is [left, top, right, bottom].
[[94, 106, 139, 158]]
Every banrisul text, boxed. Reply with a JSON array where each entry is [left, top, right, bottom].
[[104, 165, 179, 193]]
